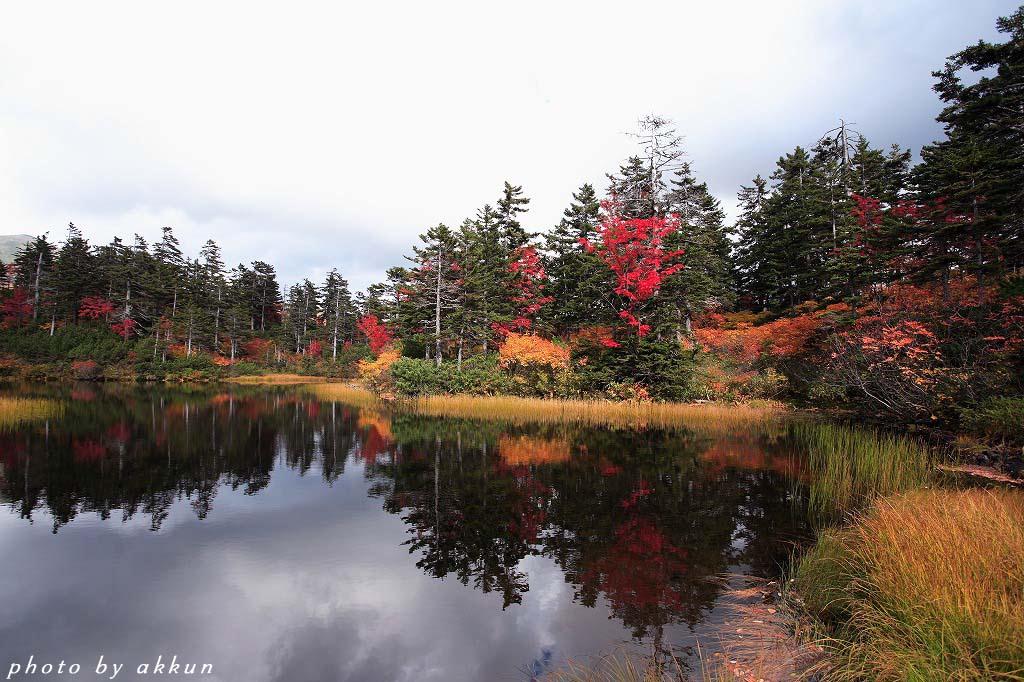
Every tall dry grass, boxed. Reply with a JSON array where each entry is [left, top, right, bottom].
[[797, 488, 1024, 680], [304, 383, 382, 409], [223, 373, 340, 385], [308, 385, 789, 433], [0, 397, 63, 430]]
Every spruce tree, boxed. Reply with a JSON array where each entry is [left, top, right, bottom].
[[321, 268, 356, 360], [199, 240, 226, 350], [54, 222, 97, 324], [496, 181, 532, 251], [543, 184, 610, 334], [13, 235, 56, 323]]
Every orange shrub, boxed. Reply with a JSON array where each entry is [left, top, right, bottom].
[[695, 308, 834, 364], [498, 333, 570, 370], [357, 347, 400, 384]]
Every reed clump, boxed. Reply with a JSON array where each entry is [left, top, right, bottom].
[[793, 421, 932, 515], [307, 386, 790, 432], [305, 383, 383, 410], [411, 394, 783, 432], [0, 397, 63, 430], [223, 373, 340, 385], [796, 488, 1024, 680], [542, 651, 685, 682]]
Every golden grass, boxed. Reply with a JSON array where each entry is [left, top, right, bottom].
[[0, 397, 63, 430], [223, 373, 341, 385], [352, 387, 782, 430], [797, 488, 1024, 680], [304, 383, 382, 409]]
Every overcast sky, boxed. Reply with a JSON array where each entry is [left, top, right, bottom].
[[0, 1, 1018, 291]]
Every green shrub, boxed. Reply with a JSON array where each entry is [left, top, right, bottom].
[[390, 356, 513, 396], [959, 396, 1024, 442], [0, 325, 129, 364], [573, 337, 695, 401], [227, 361, 262, 376]]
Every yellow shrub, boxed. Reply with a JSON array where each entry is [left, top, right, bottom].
[[358, 347, 400, 383]]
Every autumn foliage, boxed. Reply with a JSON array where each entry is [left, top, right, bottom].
[[78, 296, 116, 320], [357, 315, 394, 355], [499, 246, 554, 334], [498, 333, 570, 370], [581, 201, 684, 337], [695, 309, 831, 364]]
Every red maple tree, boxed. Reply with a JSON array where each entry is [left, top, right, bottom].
[[581, 201, 684, 338], [357, 315, 393, 355], [110, 318, 136, 339], [495, 245, 554, 335], [1, 288, 33, 327], [78, 296, 116, 320]]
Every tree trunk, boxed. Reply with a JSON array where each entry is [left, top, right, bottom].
[[435, 249, 443, 367], [32, 251, 43, 322], [332, 289, 340, 361], [214, 285, 221, 349]]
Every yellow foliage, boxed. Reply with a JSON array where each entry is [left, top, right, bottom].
[[358, 347, 400, 383], [498, 333, 570, 370]]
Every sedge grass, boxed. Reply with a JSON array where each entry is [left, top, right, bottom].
[[307, 385, 789, 433], [303, 383, 383, 410], [793, 421, 932, 516], [223, 373, 342, 385], [542, 651, 686, 682], [0, 397, 63, 430], [796, 488, 1024, 680]]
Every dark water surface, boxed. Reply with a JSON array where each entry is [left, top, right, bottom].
[[0, 384, 813, 681]]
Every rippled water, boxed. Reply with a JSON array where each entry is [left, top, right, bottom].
[[0, 384, 814, 681]]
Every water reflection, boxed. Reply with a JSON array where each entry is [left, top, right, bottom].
[[0, 384, 812, 680]]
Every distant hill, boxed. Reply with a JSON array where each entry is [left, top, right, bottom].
[[0, 234, 33, 263]]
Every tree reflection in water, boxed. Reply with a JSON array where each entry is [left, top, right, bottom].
[[0, 384, 812, 642]]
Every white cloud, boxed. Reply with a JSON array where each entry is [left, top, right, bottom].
[[0, 0, 1015, 289]]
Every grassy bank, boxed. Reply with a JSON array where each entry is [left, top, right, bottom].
[[796, 488, 1024, 680], [223, 373, 344, 385], [307, 384, 790, 432], [0, 396, 63, 430]]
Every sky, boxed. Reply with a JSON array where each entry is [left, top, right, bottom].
[[0, 1, 1018, 292]]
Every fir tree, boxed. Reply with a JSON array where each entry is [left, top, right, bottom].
[[543, 184, 610, 333]]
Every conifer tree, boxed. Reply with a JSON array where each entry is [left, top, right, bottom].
[[54, 222, 97, 324], [496, 181, 532, 251], [543, 184, 610, 333], [199, 240, 226, 350], [406, 223, 462, 365], [321, 268, 356, 360], [13, 234, 56, 323]]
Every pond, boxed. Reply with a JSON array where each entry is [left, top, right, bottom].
[[0, 384, 818, 681]]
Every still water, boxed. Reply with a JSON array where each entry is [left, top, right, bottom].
[[0, 384, 813, 681]]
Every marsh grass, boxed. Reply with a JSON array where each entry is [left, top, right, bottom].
[[797, 488, 1024, 680], [0, 397, 62, 430], [304, 383, 382, 409], [223, 373, 341, 385], [792, 421, 932, 516], [542, 651, 686, 682], [308, 385, 789, 433]]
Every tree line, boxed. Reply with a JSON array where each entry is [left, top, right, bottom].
[[1, 6, 1021, 401]]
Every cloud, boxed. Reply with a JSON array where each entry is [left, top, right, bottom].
[[0, 0, 1016, 290]]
